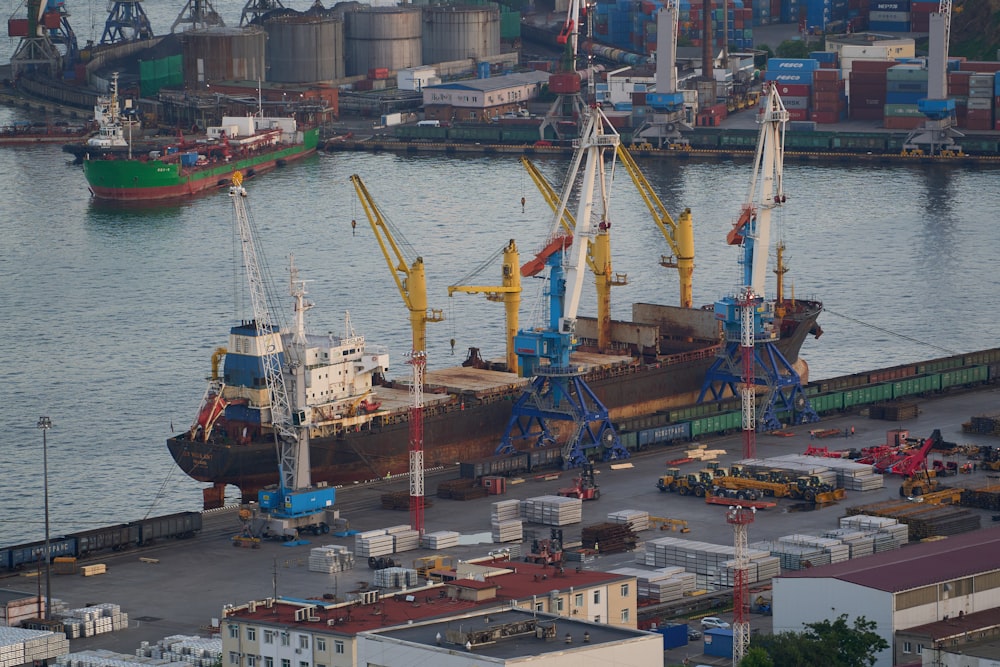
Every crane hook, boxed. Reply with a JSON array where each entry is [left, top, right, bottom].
[[351, 219, 357, 236]]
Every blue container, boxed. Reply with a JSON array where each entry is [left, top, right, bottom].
[[869, 19, 910, 30], [764, 70, 814, 84], [810, 50, 838, 63], [477, 62, 490, 79], [768, 57, 820, 72], [654, 623, 689, 649], [704, 629, 735, 658], [994, 71, 1000, 96], [646, 92, 685, 109], [870, 0, 909, 9], [181, 151, 200, 166], [886, 90, 924, 104]]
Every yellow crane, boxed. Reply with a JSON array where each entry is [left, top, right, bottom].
[[615, 145, 696, 308], [520, 156, 626, 352], [447, 239, 521, 374], [349, 174, 444, 353]]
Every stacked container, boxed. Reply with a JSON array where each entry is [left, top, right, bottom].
[[811, 68, 847, 123], [883, 63, 927, 129], [867, 0, 909, 31], [765, 57, 820, 122], [848, 60, 893, 119], [907, 0, 936, 31], [966, 72, 995, 131]]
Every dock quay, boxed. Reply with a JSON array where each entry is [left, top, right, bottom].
[[1, 384, 999, 658]]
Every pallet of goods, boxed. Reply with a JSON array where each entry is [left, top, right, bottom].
[[308, 545, 355, 573]]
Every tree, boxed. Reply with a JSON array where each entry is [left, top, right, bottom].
[[740, 646, 774, 667], [754, 615, 888, 667], [775, 39, 811, 58]]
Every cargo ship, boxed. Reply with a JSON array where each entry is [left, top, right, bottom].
[[167, 285, 822, 508], [81, 113, 318, 201]]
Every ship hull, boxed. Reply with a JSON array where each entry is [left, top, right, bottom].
[[167, 300, 821, 504], [82, 128, 319, 201]]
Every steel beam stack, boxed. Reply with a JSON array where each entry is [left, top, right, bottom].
[[846, 502, 981, 540], [607, 509, 650, 532], [609, 566, 697, 603], [581, 522, 638, 554], [355, 529, 394, 558], [776, 453, 883, 491]]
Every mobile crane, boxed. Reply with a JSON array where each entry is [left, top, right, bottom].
[[498, 107, 629, 468], [228, 171, 335, 541]]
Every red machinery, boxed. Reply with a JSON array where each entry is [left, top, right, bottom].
[[557, 463, 601, 501]]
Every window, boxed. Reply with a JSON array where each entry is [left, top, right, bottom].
[[535, 601, 544, 612], [555, 597, 564, 612], [281, 660, 290, 667], [229, 652, 240, 665], [247, 627, 256, 641], [594, 615, 601, 623], [298, 636, 309, 650], [903, 642, 912, 654], [229, 626, 240, 639], [316, 639, 326, 652], [334, 641, 344, 655], [248, 657, 257, 667], [281, 634, 290, 647], [265, 658, 273, 667], [917, 644, 924, 654], [620, 583, 629, 597], [621, 608, 630, 623], [575, 593, 584, 607], [299, 662, 308, 667], [593, 590, 601, 604]]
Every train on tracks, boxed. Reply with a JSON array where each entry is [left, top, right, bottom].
[[459, 347, 1000, 479], [0, 511, 202, 571]]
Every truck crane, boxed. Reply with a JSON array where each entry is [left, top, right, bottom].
[[904, 0, 963, 156], [521, 156, 626, 352], [350, 174, 444, 354], [539, 0, 589, 141], [498, 107, 629, 469], [698, 85, 818, 432], [448, 239, 521, 374], [615, 144, 695, 308], [228, 172, 335, 541]]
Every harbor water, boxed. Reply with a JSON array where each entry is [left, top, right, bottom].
[[1, 6, 998, 546]]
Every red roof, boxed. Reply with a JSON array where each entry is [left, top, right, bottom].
[[227, 558, 631, 635], [778, 527, 1000, 593], [449, 578, 497, 590]]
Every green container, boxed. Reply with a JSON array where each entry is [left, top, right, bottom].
[[887, 65, 927, 81], [500, 10, 521, 39], [884, 103, 924, 117]]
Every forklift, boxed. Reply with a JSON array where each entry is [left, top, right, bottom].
[[557, 463, 601, 500]]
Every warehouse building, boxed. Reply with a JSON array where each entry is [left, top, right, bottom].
[[357, 607, 660, 666], [421, 71, 549, 122], [772, 528, 1000, 667], [220, 557, 636, 667], [895, 607, 1000, 666]]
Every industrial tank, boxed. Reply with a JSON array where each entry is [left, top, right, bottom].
[[181, 26, 266, 85], [265, 14, 345, 82], [343, 6, 422, 77], [422, 5, 500, 65]]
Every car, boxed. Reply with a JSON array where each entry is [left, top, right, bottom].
[[687, 627, 702, 640], [700, 616, 731, 629]]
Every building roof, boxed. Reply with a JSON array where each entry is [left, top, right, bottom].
[[777, 528, 1000, 593], [827, 32, 913, 46], [226, 558, 633, 636], [366, 607, 650, 659], [424, 71, 550, 94], [899, 607, 1000, 642]]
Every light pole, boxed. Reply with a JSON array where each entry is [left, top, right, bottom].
[[37, 416, 52, 619]]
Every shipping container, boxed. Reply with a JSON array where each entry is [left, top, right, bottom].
[[776, 83, 812, 97], [768, 57, 821, 72]]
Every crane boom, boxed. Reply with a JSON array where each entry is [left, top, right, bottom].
[[350, 174, 444, 353], [615, 144, 695, 308], [229, 172, 308, 494]]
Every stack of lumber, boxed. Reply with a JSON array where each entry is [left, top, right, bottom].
[[687, 444, 726, 461], [847, 501, 981, 540], [581, 522, 638, 554], [609, 566, 698, 603], [437, 478, 474, 499], [821, 528, 876, 558], [373, 567, 420, 588], [870, 402, 919, 421], [380, 491, 410, 510], [385, 525, 420, 552], [960, 483, 1000, 511], [963, 412, 1000, 435], [308, 545, 355, 573], [779, 453, 883, 491], [355, 530, 394, 558], [421, 531, 460, 549], [520, 495, 583, 526], [607, 509, 650, 532]]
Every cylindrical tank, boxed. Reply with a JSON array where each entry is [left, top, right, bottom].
[[181, 26, 266, 85], [344, 7, 422, 77], [421, 5, 500, 66], [265, 14, 345, 83]]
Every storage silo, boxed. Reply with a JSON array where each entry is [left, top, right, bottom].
[[265, 14, 345, 83], [422, 5, 500, 65], [181, 26, 267, 85], [343, 6, 422, 77]]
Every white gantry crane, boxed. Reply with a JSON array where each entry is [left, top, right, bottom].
[[904, 0, 963, 155]]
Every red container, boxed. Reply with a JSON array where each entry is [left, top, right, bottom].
[[909, 13, 929, 31], [995, 119, 1000, 131], [967, 108, 993, 121], [849, 72, 888, 86], [849, 107, 883, 120], [787, 109, 810, 121], [852, 60, 896, 73], [43, 11, 61, 29], [814, 79, 845, 93], [368, 68, 390, 80], [810, 110, 841, 124], [770, 0, 781, 17], [775, 83, 811, 97], [812, 91, 844, 105], [814, 69, 840, 81], [632, 91, 647, 106], [549, 72, 581, 94], [948, 72, 971, 95], [959, 61, 1000, 73], [883, 116, 924, 129], [528, 60, 552, 73], [7, 18, 28, 36], [964, 117, 994, 131], [354, 79, 373, 91]]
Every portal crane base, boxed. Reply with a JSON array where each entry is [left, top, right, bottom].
[[497, 372, 629, 469], [698, 341, 819, 432]]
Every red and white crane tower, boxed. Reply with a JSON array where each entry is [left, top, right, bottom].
[[408, 350, 426, 534], [727, 505, 756, 666], [739, 285, 756, 460]]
